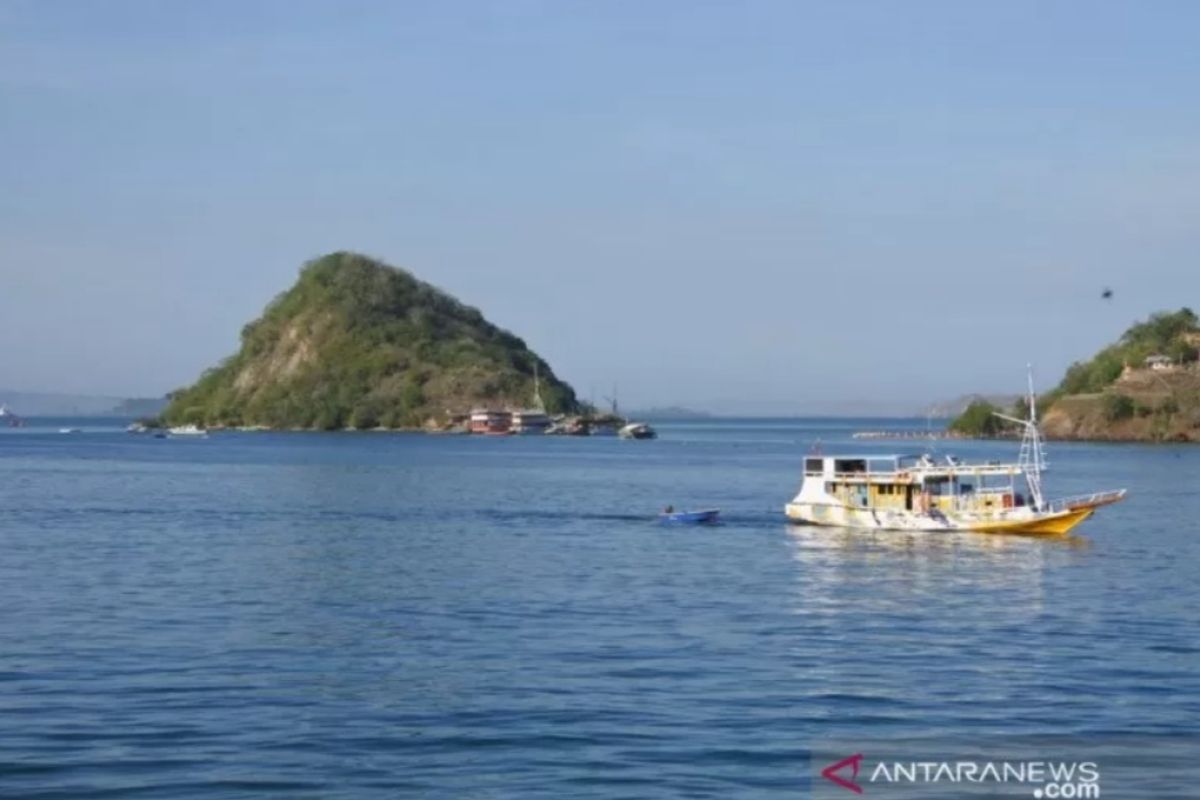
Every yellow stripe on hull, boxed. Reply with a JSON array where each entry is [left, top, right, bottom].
[[784, 502, 1101, 536], [969, 508, 1094, 536]]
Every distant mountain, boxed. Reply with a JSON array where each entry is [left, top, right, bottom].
[[628, 406, 712, 419], [0, 390, 166, 417], [112, 396, 169, 417], [162, 252, 579, 429]]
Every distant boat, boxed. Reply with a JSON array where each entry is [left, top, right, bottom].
[[619, 422, 657, 440], [546, 418, 587, 436], [59, 427, 81, 434], [510, 364, 552, 435], [0, 404, 22, 427], [587, 418, 620, 436], [510, 409, 550, 435], [168, 424, 208, 437], [659, 508, 720, 525], [469, 409, 512, 435]]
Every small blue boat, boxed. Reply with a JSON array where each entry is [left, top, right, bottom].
[[659, 508, 721, 525]]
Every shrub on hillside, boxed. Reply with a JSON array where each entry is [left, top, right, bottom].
[[1102, 393, 1135, 422]]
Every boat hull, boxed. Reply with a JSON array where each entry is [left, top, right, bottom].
[[660, 509, 720, 525], [968, 508, 1094, 535], [784, 502, 1098, 536]]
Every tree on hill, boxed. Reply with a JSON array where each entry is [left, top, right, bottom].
[[1166, 338, 1200, 365]]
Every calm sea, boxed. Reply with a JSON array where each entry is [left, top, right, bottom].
[[2, 417, 1198, 798]]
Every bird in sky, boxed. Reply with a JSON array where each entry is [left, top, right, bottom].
[[1101, 287, 1114, 301]]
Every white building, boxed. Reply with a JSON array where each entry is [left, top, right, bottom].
[[1145, 354, 1174, 371]]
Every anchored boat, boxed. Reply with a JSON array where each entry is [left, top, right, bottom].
[[510, 364, 552, 435], [168, 424, 208, 438], [785, 373, 1125, 535], [468, 409, 512, 435]]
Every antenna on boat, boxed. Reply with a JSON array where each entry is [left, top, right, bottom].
[[992, 364, 1047, 511], [532, 362, 544, 411], [603, 384, 618, 417]]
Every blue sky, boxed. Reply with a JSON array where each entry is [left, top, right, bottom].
[[2, 1, 1198, 413]]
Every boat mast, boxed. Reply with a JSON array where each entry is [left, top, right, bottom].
[[994, 365, 1047, 510], [533, 362, 544, 411]]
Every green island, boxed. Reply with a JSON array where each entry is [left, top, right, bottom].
[[950, 308, 1200, 442], [161, 252, 581, 430]]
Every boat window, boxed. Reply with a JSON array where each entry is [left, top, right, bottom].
[[805, 458, 823, 474], [925, 476, 951, 496], [825, 482, 837, 494], [834, 459, 867, 474], [979, 475, 1009, 491]]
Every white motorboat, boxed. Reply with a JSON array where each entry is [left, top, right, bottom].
[[619, 422, 657, 440], [168, 424, 208, 437]]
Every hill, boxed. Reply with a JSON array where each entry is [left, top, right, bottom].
[[1040, 363, 1200, 442], [922, 393, 1020, 420], [1045, 308, 1200, 399], [946, 397, 1026, 438], [161, 252, 579, 430], [949, 309, 1200, 441]]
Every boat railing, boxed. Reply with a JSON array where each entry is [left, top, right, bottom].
[[824, 466, 1021, 482], [1045, 490, 1127, 512]]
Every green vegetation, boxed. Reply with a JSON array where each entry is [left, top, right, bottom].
[[1047, 308, 1198, 400], [947, 400, 1016, 437], [948, 308, 1200, 441], [1100, 392, 1135, 422], [162, 252, 579, 429]]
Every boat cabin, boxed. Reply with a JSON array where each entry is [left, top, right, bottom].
[[801, 454, 1031, 514]]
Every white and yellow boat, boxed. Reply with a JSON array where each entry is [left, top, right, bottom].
[[785, 376, 1125, 535]]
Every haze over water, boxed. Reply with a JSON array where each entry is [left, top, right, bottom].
[[2, 418, 1198, 797]]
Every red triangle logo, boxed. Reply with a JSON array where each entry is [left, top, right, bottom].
[[821, 753, 865, 794]]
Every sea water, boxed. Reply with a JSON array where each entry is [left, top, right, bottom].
[[2, 418, 1198, 797]]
